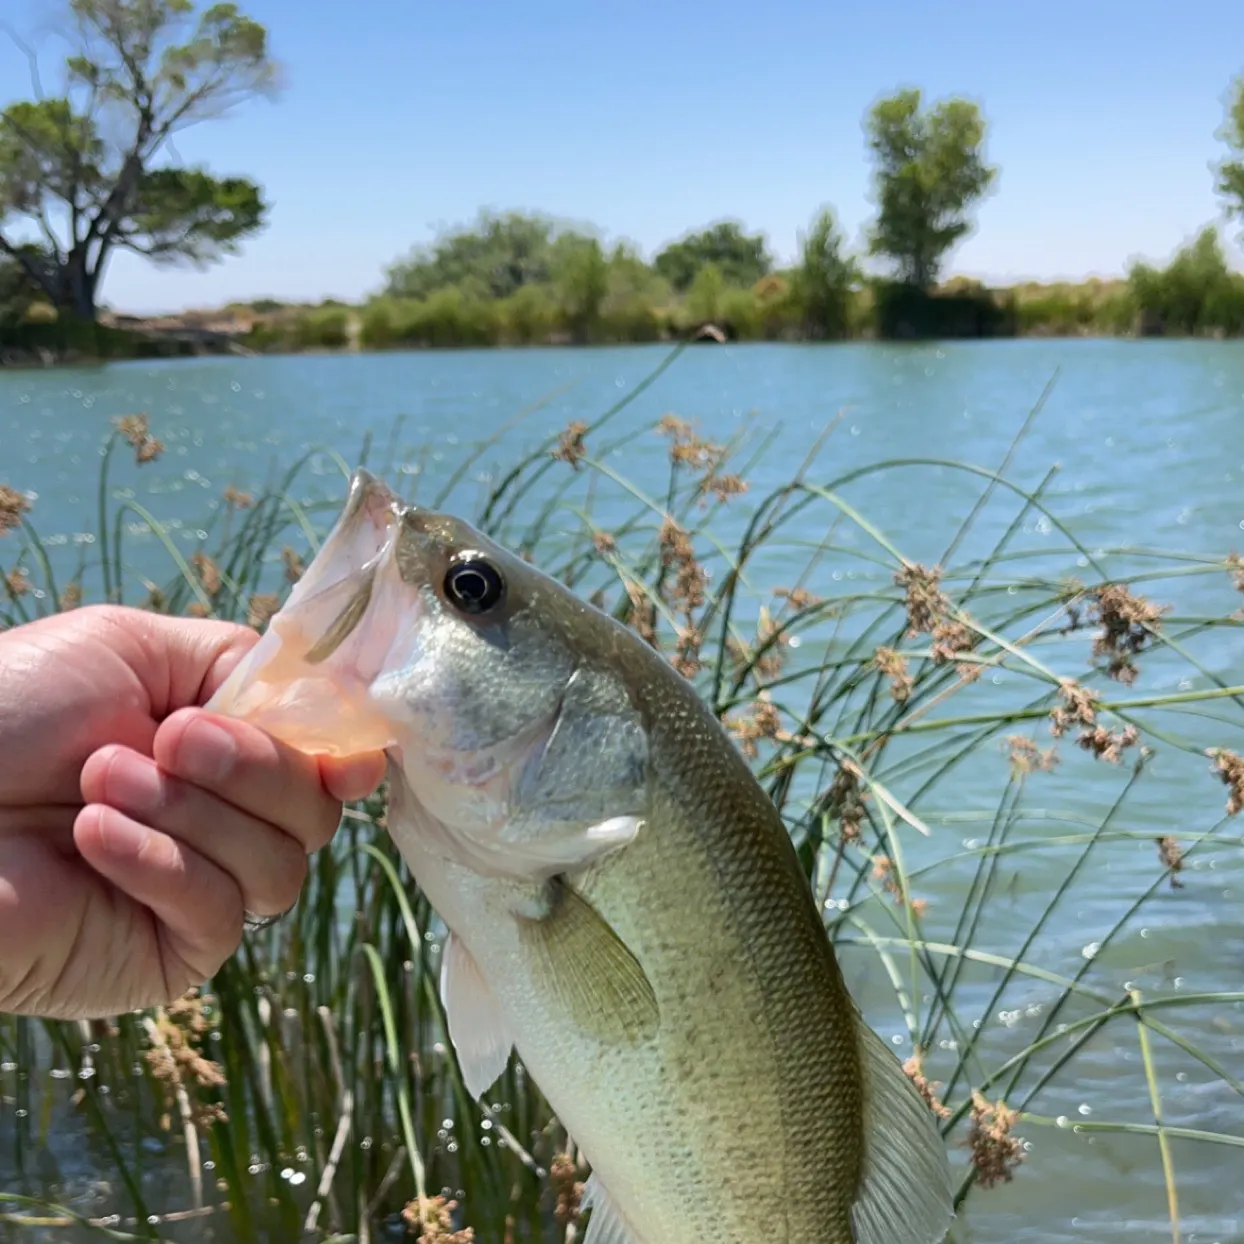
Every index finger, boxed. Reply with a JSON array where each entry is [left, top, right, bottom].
[[153, 708, 344, 854], [320, 752, 388, 804]]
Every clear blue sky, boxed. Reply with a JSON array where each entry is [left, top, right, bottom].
[[2, 0, 1243, 313]]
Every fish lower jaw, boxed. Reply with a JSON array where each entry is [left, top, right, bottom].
[[216, 674, 396, 756]]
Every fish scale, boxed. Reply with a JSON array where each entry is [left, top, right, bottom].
[[633, 668, 864, 1239]]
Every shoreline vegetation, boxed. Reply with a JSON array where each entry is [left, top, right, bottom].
[[3, 226, 1244, 367], [3, 383, 1244, 1240]]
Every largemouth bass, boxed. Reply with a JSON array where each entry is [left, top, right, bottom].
[[207, 469, 953, 1244]]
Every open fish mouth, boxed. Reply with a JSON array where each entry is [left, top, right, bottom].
[[206, 468, 409, 757]]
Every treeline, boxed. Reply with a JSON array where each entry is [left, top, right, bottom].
[[245, 73, 1244, 350], [236, 219, 1244, 353], [0, 0, 1242, 351], [245, 212, 859, 351]]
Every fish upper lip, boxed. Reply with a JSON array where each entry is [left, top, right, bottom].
[[350, 471, 402, 547], [296, 471, 403, 609]]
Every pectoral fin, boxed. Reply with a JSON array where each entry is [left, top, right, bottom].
[[439, 932, 513, 1100], [518, 879, 658, 1045], [581, 1171, 647, 1244]]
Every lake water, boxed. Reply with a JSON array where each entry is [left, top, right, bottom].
[[2, 339, 1244, 1242]]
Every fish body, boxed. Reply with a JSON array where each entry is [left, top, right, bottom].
[[208, 470, 953, 1244]]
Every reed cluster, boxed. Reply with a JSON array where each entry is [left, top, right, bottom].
[[1, 348, 1241, 1241]]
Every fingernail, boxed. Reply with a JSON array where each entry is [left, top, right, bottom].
[[98, 812, 148, 860], [178, 718, 239, 785], [106, 754, 164, 817]]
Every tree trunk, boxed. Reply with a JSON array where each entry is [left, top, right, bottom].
[[62, 249, 98, 322]]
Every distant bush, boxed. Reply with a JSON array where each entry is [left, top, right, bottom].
[[295, 306, 351, 349], [714, 287, 757, 340], [498, 284, 558, 345], [1129, 226, 1244, 336], [361, 276, 673, 350], [242, 320, 289, 352], [682, 263, 727, 328], [357, 299, 401, 349], [0, 317, 192, 359], [1014, 282, 1129, 336], [873, 282, 1016, 339], [597, 295, 666, 343], [357, 291, 503, 349]]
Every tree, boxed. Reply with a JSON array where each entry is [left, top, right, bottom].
[[793, 206, 858, 339], [1128, 226, 1244, 336], [1217, 72, 1244, 230], [385, 211, 595, 302], [654, 221, 772, 292], [864, 88, 996, 289], [0, 0, 275, 321]]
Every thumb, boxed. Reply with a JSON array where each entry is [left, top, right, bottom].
[[102, 607, 261, 717]]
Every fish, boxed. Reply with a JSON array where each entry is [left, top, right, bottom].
[[206, 468, 954, 1244]]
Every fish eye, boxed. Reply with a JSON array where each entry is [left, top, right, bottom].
[[444, 554, 506, 616]]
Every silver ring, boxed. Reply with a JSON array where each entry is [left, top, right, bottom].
[[243, 908, 284, 932]]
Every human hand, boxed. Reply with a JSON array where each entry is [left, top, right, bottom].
[[0, 605, 385, 1020]]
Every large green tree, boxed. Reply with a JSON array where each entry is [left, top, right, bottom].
[[864, 88, 996, 289], [653, 221, 772, 292], [1217, 72, 1244, 230], [384, 211, 598, 301], [0, 0, 275, 321]]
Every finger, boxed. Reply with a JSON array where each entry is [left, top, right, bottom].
[[86, 606, 260, 717], [320, 751, 387, 803], [74, 803, 244, 981], [152, 708, 343, 854], [81, 744, 310, 919]]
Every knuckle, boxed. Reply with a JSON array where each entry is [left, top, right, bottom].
[[277, 823, 311, 875], [184, 886, 245, 967], [247, 832, 308, 916], [165, 899, 243, 986], [281, 848, 311, 903], [307, 799, 344, 851], [216, 897, 247, 951], [211, 885, 247, 945], [151, 832, 197, 899]]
